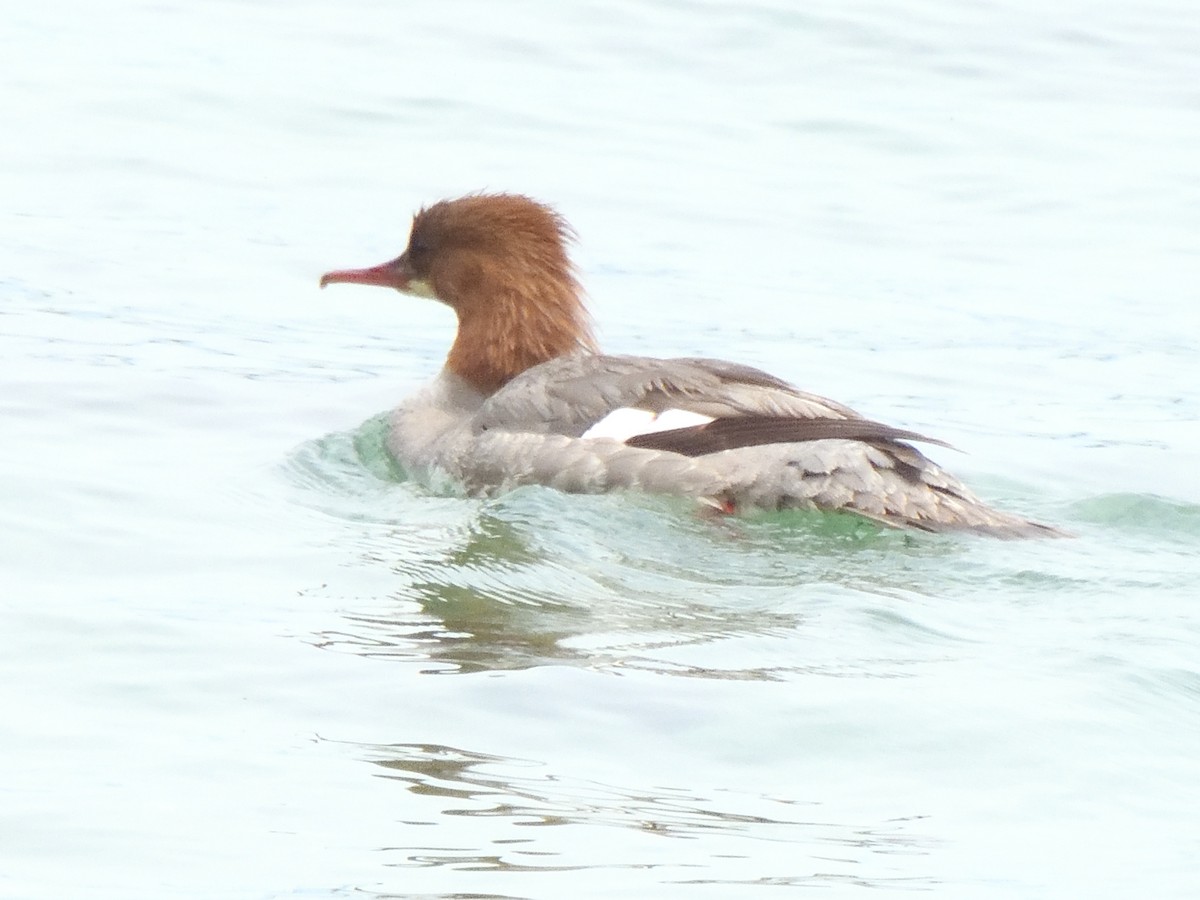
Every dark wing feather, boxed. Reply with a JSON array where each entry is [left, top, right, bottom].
[[624, 415, 951, 457]]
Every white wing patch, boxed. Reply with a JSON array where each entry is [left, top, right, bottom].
[[581, 407, 715, 442]]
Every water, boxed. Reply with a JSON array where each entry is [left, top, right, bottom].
[[3, 1, 1199, 897]]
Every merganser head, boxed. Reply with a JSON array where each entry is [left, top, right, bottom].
[[320, 192, 597, 393]]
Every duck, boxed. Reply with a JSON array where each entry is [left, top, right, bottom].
[[320, 192, 1061, 537]]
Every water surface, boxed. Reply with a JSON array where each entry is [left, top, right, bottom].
[[3, 1, 1199, 897]]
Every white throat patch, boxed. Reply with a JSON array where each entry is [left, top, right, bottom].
[[403, 278, 438, 300]]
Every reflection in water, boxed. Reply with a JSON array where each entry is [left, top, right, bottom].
[[305, 505, 942, 679], [290, 423, 988, 679], [346, 740, 938, 889], [304, 494, 979, 676]]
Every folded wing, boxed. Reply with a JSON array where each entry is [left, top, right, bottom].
[[471, 354, 865, 437]]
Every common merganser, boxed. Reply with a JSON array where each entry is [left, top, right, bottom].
[[320, 192, 1061, 537]]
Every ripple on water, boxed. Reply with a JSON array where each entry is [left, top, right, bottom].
[[1069, 492, 1200, 540], [332, 739, 941, 889], [277, 415, 1164, 686]]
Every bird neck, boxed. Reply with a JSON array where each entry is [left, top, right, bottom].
[[444, 280, 597, 394]]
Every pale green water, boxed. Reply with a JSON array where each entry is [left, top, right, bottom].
[[3, 1, 1200, 897]]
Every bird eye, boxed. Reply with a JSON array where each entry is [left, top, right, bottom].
[[407, 236, 431, 271]]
